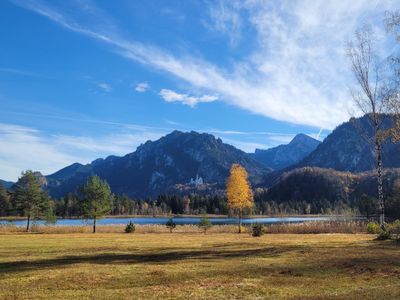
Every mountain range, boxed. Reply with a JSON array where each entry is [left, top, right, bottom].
[[298, 115, 400, 172], [3, 115, 400, 199], [45, 131, 270, 198]]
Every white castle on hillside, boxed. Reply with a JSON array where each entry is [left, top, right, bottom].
[[189, 174, 204, 185]]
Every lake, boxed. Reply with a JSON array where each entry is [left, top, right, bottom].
[[0, 216, 333, 226]]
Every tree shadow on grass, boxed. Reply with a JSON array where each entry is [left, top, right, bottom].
[[0, 246, 297, 275]]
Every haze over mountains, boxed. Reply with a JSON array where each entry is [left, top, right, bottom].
[[3, 115, 400, 200]]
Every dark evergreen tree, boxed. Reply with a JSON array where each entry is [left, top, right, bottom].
[[0, 183, 11, 216], [81, 175, 113, 233], [13, 170, 50, 231]]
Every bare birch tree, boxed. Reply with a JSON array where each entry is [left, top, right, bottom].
[[346, 27, 396, 228]]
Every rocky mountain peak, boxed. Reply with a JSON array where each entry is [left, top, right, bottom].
[[251, 133, 321, 170]]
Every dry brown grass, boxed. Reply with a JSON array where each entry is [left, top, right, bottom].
[[265, 220, 367, 234], [0, 221, 368, 235], [0, 233, 399, 299]]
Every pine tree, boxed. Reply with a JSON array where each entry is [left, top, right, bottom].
[[226, 164, 254, 233], [81, 175, 113, 233], [13, 170, 50, 231]]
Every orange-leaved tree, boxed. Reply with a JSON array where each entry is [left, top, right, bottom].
[[226, 164, 254, 233]]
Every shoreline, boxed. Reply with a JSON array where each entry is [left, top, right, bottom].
[[0, 213, 362, 222]]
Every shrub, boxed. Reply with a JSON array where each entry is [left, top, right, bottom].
[[166, 218, 176, 233], [45, 210, 57, 225], [198, 217, 212, 234], [367, 221, 380, 234], [388, 220, 400, 240], [125, 221, 135, 233], [252, 223, 264, 237], [376, 228, 391, 240]]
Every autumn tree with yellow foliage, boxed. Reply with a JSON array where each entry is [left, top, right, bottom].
[[226, 164, 254, 233]]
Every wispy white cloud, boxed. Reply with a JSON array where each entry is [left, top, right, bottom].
[[205, 1, 242, 47], [160, 8, 185, 22], [159, 89, 218, 107], [10, 0, 397, 129], [0, 122, 167, 181], [164, 119, 181, 126], [0, 109, 174, 132], [315, 127, 324, 140], [135, 82, 150, 92], [98, 82, 112, 92], [0, 123, 78, 181], [0, 67, 48, 78]]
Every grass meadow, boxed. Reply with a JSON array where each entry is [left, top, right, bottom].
[[0, 231, 399, 299]]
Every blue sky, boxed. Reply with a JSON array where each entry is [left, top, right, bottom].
[[0, 0, 397, 181]]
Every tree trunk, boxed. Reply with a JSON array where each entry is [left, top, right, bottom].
[[238, 210, 242, 234], [26, 215, 30, 232], [376, 140, 385, 228], [93, 215, 96, 233]]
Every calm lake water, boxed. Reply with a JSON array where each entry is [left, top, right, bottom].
[[0, 216, 333, 227]]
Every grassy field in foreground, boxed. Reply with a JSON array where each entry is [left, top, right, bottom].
[[0, 233, 399, 299]]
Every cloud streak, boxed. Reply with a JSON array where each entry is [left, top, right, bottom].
[[0, 67, 48, 78]]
